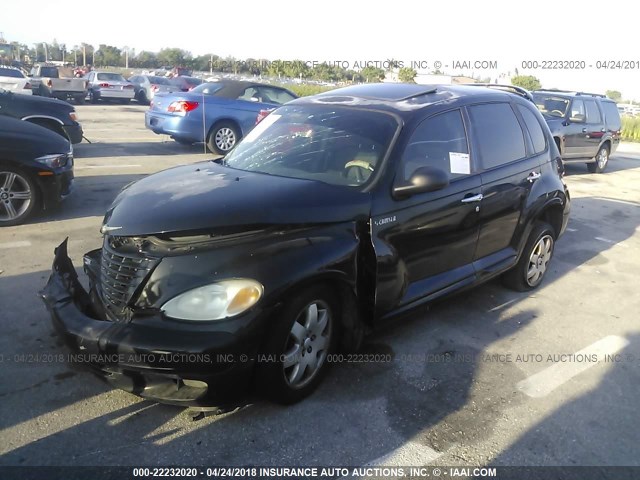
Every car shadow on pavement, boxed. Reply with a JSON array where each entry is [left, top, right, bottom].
[[0, 196, 638, 467], [74, 142, 209, 158], [488, 333, 640, 474], [563, 152, 640, 176]]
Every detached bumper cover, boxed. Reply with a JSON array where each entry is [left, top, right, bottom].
[[39, 240, 258, 407]]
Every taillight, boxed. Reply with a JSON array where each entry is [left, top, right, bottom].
[[256, 109, 273, 124], [151, 85, 159, 92], [24, 82, 32, 90], [167, 101, 199, 115], [99, 83, 110, 87], [47, 79, 53, 87]]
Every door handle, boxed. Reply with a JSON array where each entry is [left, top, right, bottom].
[[527, 171, 541, 182], [461, 193, 483, 203]]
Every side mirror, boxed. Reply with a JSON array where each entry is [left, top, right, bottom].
[[393, 166, 449, 198]]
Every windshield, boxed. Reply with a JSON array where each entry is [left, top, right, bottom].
[[532, 93, 571, 117], [97, 73, 126, 82], [0, 68, 25, 78], [148, 76, 170, 85], [191, 82, 224, 95], [223, 105, 399, 188]]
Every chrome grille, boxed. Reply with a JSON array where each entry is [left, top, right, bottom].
[[98, 238, 159, 322]]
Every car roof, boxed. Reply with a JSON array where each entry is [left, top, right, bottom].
[[198, 80, 296, 98], [534, 89, 608, 99], [290, 83, 522, 118]]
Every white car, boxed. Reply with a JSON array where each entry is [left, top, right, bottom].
[[0, 66, 32, 95]]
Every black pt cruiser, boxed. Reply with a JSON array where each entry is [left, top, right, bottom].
[[41, 83, 570, 407]]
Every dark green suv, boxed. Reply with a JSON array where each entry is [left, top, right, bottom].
[[532, 90, 621, 173]]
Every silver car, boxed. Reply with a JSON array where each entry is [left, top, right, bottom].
[[86, 72, 135, 104], [128, 75, 180, 105]]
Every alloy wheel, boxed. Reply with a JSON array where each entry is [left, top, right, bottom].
[[526, 234, 554, 287], [597, 148, 609, 169], [214, 127, 236, 152], [282, 300, 332, 389], [0, 171, 32, 222]]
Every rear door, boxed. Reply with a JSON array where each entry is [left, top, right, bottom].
[[467, 102, 544, 280], [372, 109, 482, 315]]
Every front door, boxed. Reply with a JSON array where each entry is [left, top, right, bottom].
[[371, 109, 482, 316]]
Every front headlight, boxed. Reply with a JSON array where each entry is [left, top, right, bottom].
[[162, 279, 263, 321], [69, 111, 78, 122], [34, 153, 69, 168]]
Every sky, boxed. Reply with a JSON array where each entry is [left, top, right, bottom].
[[3, 0, 640, 99]]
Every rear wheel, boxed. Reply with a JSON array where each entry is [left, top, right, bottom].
[[0, 166, 38, 226], [137, 91, 149, 105], [502, 222, 555, 292], [207, 121, 240, 155], [587, 145, 609, 173], [256, 285, 339, 404], [89, 90, 100, 104]]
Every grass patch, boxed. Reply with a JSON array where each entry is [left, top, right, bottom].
[[280, 83, 336, 97], [621, 116, 640, 142]]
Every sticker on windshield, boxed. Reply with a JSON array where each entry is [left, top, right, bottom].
[[243, 114, 281, 143], [449, 152, 470, 175]]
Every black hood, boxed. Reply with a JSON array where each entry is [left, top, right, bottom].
[[103, 162, 372, 236], [6, 91, 74, 111], [0, 116, 71, 158]]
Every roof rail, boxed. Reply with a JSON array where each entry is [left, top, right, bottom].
[[534, 89, 606, 98], [399, 87, 438, 101], [466, 83, 533, 102]]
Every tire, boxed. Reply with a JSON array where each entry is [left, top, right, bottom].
[[26, 119, 67, 140], [74, 95, 85, 105], [119, 98, 130, 105], [89, 90, 100, 104], [502, 222, 555, 292], [256, 285, 339, 404], [137, 91, 149, 105], [207, 121, 240, 155], [0, 166, 39, 226], [587, 145, 610, 173]]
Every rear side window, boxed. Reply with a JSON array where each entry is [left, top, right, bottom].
[[402, 109, 470, 180], [0, 68, 25, 78], [258, 87, 297, 105], [468, 103, 526, 169], [570, 99, 586, 121], [517, 104, 547, 154], [601, 101, 622, 130], [584, 100, 602, 124]]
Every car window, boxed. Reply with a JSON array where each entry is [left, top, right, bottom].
[[148, 76, 170, 85], [570, 99, 586, 121], [238, 87, 259, 101], [0, 68, 25, 78], [468, 103, 526, 169], [97, 73, 125, 82], [223, 105, 399, 188], [191, 83, 224, 95], [257, 87, 297, 105], [517, 104, 547, 154], [402, 109, 470, 181], [532, 94, 570, 117], [601, 101, 622, 130], [584, 100, 602, 124]]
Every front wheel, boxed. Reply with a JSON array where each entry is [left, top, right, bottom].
[[0, 166, 38, 226], [207, 122, 240, 155], [256, 285, 339, 404], [502, 222, 555, 292], [587, 145, 609, 173]]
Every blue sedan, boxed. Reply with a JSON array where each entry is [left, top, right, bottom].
[[145, 80, 298, 154]]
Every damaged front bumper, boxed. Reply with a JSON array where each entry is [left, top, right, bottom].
[[39, 239, 261, 407]]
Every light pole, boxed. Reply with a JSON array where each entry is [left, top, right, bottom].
[[42, 43, 49, 62]]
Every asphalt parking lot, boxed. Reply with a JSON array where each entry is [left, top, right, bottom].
[[1, 104, 639, 469]]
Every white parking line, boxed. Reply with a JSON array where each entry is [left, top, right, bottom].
[[565, 227, 578, 232], [594, 237, 628, 248], [366, 441, 443, 467], [0, 241, 31, 249], [74, 165, 142, 169], [517, 335, 630, 398]]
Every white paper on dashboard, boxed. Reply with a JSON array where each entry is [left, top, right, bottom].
[[449, 152, 471, 174], [242, 114, 281, 143]]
